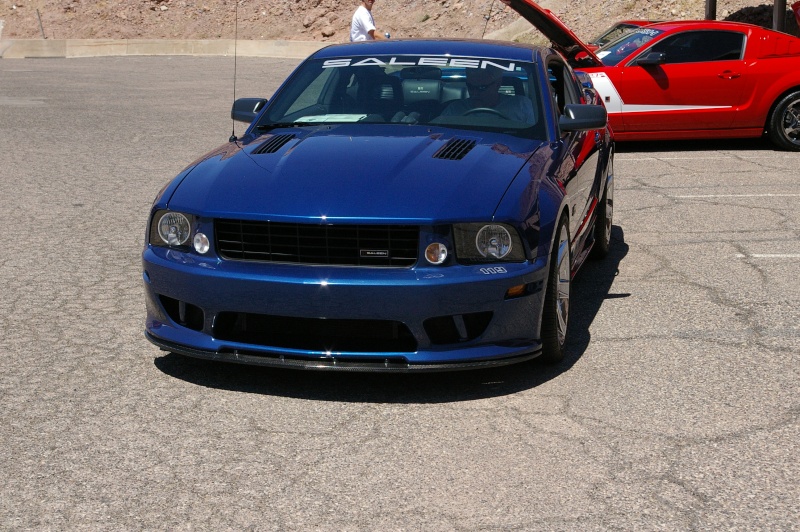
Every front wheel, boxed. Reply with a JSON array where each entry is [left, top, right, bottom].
[[540, 214, 571, 363], [590, 176, 613, 259], [767, 90, 800, 151]]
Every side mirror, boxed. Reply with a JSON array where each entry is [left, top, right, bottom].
[[231, 98, 268, 123], [559, 104, 608, 132], [636, 52, 666, 66]]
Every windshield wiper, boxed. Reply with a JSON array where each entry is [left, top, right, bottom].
[[255, 122, 314, 130]]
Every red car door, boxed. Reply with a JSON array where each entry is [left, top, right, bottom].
[[611, 30, 749, 133]]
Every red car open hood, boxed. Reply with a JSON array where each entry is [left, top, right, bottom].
[[501, 0, 604, 67]]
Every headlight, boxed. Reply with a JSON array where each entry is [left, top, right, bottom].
[[476, 224, 512, 258], [454, 223, 526, 263], [149, 210, 194, 249]]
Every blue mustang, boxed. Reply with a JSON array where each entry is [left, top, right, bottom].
[[142, 39, 614, 371]]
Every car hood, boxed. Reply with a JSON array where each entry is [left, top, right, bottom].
[[167, 125, 542, 223], [501, 0, 603, 67]]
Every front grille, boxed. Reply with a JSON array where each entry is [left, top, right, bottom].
[[215, 220, 419, 267]]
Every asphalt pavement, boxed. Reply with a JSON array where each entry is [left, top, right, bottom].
[[1, 56, 798, 530]]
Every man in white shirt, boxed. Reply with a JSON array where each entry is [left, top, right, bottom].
[[350, 0, 386, 42]]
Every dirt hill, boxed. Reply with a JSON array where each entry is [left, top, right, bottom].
[[2, 0, 798, 44]]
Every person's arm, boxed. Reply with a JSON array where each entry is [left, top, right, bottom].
[[368, 29, 387, 40]]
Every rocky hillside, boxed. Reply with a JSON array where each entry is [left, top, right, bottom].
[[2, 0, 797, 43]]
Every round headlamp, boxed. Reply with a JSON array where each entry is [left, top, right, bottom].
[[476, 224, 512, 259], [157, 212, 191, 246]]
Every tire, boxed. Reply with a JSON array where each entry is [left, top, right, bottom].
[[590, 176, 613, 259], [540, 214, 571, 364], [767, 90, 800, 151]]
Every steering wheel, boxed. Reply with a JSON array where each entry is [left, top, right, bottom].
[[463, 107, 505, 118]]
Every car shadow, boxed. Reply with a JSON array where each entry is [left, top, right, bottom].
[[616, 137, 776, 153], [153, 226, 629, 403]]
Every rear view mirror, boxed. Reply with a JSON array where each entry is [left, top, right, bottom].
[[231, 98, 268, 123]]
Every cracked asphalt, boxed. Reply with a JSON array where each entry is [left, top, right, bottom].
[[1, 56, 798, 530]]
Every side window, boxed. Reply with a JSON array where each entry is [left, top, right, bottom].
[[647, 30, 745, 64], [547, 61, 578, 115]]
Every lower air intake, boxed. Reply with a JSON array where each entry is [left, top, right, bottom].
[[214, 312, 418, 353]]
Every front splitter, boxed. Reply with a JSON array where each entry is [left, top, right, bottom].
[[145, 332, 541, 373]]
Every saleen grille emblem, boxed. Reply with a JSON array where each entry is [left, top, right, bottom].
[[360, 249, 390, 258]]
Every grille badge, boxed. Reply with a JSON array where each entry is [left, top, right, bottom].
[[360, 249, 390, 258]]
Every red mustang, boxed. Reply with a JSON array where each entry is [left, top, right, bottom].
[[504, 0, 800, 150]]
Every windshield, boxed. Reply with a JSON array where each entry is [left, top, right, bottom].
[[258, 55, 546, 138], [591, 22, 646, 47], [596, 27, 664, 66]]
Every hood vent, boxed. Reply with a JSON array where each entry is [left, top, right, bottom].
[[253, 134, 296, 155], [433, 138, 477, 160]]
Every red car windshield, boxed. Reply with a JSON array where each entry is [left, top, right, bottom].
[[596, 27, 664, 66], [590, 22, 649, 47]]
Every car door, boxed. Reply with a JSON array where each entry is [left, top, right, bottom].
[[549, 59, 601, 254], [610, 30, 748, 132]]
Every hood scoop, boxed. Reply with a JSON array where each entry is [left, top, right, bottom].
[[432, 138, 477, 161], [253, 134, 296, 155]]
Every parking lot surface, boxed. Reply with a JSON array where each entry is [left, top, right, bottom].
[[1, 56, 798, 530]]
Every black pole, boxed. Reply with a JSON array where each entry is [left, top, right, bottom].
[[774, 0, 787, 32], [705, 0, 717, 20]]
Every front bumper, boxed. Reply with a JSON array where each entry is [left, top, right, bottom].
[[143, 246, 550, 372]]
